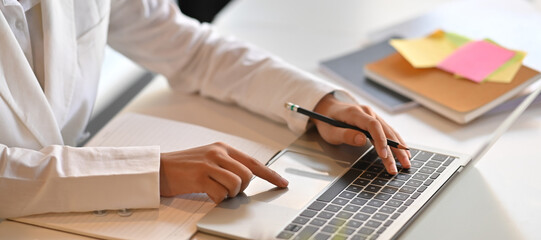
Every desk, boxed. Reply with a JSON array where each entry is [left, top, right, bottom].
[[1, 0, 541, 239]]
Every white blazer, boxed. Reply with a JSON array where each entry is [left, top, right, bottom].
[[0, 0, 336, 218]]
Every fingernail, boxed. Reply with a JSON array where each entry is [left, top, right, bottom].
[[392, 165, 398, 174], [281, 178, 289, 187]]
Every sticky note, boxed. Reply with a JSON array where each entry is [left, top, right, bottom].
[[485, 50, 526, 83], [390, 30, 469, 68], [437, 40, 516, 83]]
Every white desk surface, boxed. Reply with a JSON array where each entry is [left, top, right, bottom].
[[2, 0, 541, 239]]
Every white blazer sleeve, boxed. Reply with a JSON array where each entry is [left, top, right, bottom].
[[107, 0, 341, 133], [0, 144, 161, 219]]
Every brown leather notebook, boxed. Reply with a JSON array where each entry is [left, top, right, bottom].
[[365, 52, 540, 123]]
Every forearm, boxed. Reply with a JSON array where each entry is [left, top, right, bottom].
[[0, 144, 160, 218]]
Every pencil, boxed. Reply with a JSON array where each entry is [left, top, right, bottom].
[[285, 102, 409, 150]]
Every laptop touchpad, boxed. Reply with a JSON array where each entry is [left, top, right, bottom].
[[243, 150, 351, 210]]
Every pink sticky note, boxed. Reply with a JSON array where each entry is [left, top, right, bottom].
[[437, 40, 515, 82]]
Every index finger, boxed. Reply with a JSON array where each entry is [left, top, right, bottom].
[[226, 147, 289, 189]]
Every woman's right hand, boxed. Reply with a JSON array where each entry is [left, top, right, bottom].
[[159, 142, 289, 203]]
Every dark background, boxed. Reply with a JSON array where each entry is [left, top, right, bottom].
[[177, 0, 231, 23]]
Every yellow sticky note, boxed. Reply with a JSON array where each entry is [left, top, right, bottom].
[[485, 50, 526, 83], [390, 30, 469, 68]]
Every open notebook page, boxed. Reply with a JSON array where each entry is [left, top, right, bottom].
[[13, 113, 278, 240]]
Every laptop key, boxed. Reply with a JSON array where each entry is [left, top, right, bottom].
[[431, 154, 448, 161], [399, 186, 416, 194], [346, 185, 363, 193], [395, 173, 411, 181], [333, 235, 348, 240], [339, 191, 356, 199], [367, 166, 384, 173], [313, 233, 330, 240], [412, 173, 429, 181], [310, 218, 326, 226], [354, 213, 370, 221], [285, 224, 302, 232], [374, 193, 392, 201], [353, 178, 371, 186], [390, 193, 408, 201], [352, 161, 370, 170], [328, 218, 346, 227], [350, 198, 368, 206], [406, 179, 423, 187], [386, 200, 403, 208], [365, 185, 382, 193], [373, 213, 389, 221], [436, 166, 446, 173], [336, 211, 353, 219], [358, 227, 375, 235], [322, 225, 339, 233], [341, 227, 356, 235], [277, 231, 294, 239], [308, 201, 326, 211], [360, 172, 378, 179], [365, 220, 382, 228], [294, 225, 319, 240], [372, 178, 389, 186], [381, 186, 398, 194], [346, 220, 363, 228], [343, 204, 361, 212], [324, 205, 341, 213], [387, 179, 405, 188], [317, 169, 362, 202], [426, 161, 441, 168], [410, 160, 424, 168], [358, 191, 375, 199], [443, 157, 455, 166], [378, 172, 394, 179], [360, 206, 378, 214], [317, 211, 334, 219], [300, 210, 317, 218], [404, 199, 414, 206], [332, 198, 349, 206], [367, 199, 384, 208], [379, 206, 396, 214], [293, 217, 309, 225], [414, 151, 433, 162], [419, 167, 436, 174]]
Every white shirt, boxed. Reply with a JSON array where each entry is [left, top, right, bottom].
[[0, 0, 340, 218], [0, 0, 45, 87]]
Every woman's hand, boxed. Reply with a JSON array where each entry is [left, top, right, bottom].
[[313, 94, 411, 174], [159, 142, 288, 203]]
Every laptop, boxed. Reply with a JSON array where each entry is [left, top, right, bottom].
[[197, 80, 541, 240]]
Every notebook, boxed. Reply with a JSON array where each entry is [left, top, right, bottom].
[[319, 38, 418, 113], [364, 52, 540, 124], [12, 113, 279, 240], [197, 79, 541, 239]]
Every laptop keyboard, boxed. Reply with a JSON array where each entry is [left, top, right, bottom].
[[276, 148, 455, 240]]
